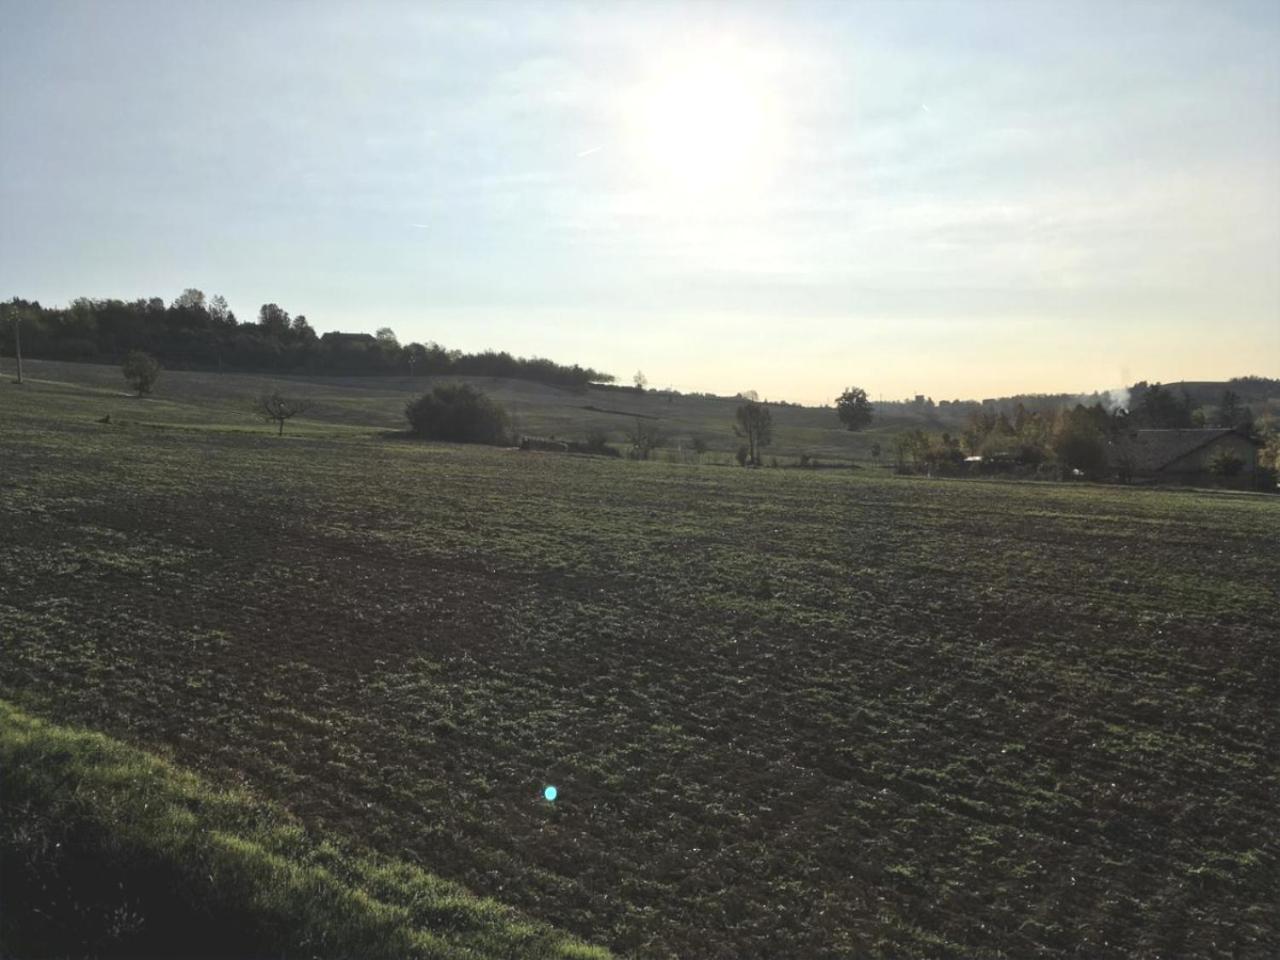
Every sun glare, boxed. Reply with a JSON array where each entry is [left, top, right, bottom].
[[626, 40, 783, 206]]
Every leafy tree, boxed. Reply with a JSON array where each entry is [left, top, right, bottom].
[[633, 370, 647, 392], [254, 390, 312, 436], [1217, 390, 1242, 429], [208, 294, 233, 327], [1052, 405, 1108, 478], [171, 288, 206, 310], [375, 327, 400, 348], [835, 386, 874, 431], [122, 350, 160, 396], [733, 401, 773, 465], [257, 303, 291, 338], [405, 384, 509, 445], [290, 315, 317, 341], [1131, 382, 1193, 429], [893, 429, 930, 472], [0, 291, 617, 388]]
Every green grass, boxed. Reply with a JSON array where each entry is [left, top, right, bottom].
[[0, 700, 608, 959], [6, 358, 910, 460], [2, 365, 1278, 958]]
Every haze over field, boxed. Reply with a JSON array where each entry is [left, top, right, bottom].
[[2, 0, 1278, 402]]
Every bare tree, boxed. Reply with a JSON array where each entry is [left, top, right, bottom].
[[733, 401, 773, 465], [624, 418, 663, 459], [255, 390, 312, 436]]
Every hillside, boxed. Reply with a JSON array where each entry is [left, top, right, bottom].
[[6, 359, 909, 461]]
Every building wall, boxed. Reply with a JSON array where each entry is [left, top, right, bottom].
[[1161, 434, 1257, 478]]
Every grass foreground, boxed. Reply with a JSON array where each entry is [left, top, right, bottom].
[[0, 699, 608, 959]]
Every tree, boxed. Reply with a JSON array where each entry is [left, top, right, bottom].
[[1, 302, 25, 383], [1217, 390, 1242, 429], [257, 303, 291, 338], [633, 370, 647, 392], [209, 294, 233, 327], [375, 327, 400, 348], [624, 419, 664, 460], [733, 401, 773, 465], [835, 386, 874, 431], [894, 429, 931, 472], [405, 384, 509, 445], [122, 350, 160, 396], [172, 288, 206, 310], [1052, 405, 1108, 478], [290, 315, 317, 341], [254, 390, 312, 436], [1131, 382, 1193, 429]]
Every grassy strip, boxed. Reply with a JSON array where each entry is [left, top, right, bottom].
[[0, 700, 610, 959]]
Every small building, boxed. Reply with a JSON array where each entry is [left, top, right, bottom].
[[1112, 428, 1260, 486], [320, 332, 377, 346]]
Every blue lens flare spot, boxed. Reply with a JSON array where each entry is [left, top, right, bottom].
[[544, 785, 558, 802]]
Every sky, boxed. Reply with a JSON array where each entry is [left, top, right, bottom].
[[1, 0, 1277, 404]]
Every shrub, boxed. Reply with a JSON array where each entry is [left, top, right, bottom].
[[568, 435, 621, 458], [405, 384, 509, 444], [584, 429, 612, 453], [1209, 451, 1245, 479], [122, 351, 161, 396], [735, 445, 749, 467]]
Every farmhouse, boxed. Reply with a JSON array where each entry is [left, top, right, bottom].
[[1112, 428, 1260, 486], [319, 331, 377, 346]]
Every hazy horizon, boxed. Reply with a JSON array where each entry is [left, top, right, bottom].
[[2, 0, 1278, 405]]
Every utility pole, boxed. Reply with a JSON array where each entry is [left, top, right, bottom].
[[11, 316, 21, 384]]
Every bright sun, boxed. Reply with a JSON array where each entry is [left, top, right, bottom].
[[626, 40, 782, 206]]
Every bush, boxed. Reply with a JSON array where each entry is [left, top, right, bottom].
[[583, 429, 612, 454], [735, 445, 749, 467], [568, 435, 621, 458], [122, 351, 161, 396], [405, 384, 509, 444], [1209, 451, 1245, 479]]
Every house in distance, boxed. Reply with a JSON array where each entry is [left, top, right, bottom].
[[1113, 428, 1262, 487]]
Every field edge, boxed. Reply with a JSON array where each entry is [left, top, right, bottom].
[[0, 699, 611, 960]]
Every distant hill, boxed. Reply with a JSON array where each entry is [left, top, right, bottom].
[[0, 293, 614, 390], [8, 359, 1277, 466]]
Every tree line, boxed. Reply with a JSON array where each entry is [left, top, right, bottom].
[[0, 290, 614, 390], [890, 383, 1269, 482]]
